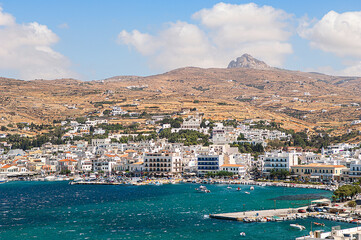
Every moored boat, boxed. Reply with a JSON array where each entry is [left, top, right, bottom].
[[195, 185, 210, 193], [290, 224, 306, 230], [313, 222, 325, 226]]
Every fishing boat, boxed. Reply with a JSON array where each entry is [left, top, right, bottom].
[[290, 224, 306, 230], [195, 185, 210, 193]]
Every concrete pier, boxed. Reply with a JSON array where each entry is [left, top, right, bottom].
[[210, 207, 308, 221]]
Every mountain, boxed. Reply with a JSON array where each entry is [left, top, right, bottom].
[[227, 54, 272, 70], [1, 58, 361, 135]]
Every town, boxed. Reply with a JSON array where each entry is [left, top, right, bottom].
[[1, 110, 361, 186]]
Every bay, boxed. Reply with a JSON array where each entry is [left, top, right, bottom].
[[0, 182, 353, 239]]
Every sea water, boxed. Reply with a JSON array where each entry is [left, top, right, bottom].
[[0, 182, 353, 239]]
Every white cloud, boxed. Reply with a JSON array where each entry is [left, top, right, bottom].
[[0, 7, 76, 80], [118, 2, 293, 71], [299, 10, 361, 77], [299, 10, 361, 58]]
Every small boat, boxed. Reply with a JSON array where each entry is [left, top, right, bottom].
[[195, 185, 211, 193], [245, 191, 250, 194], [240, 232, 246, 236], [290, 224, 306, 230], [313, 222, 325, 226], [0, 176, 8, 184], [250, 186, 254, 190], [73, 177, 83, 182], [227, 185, 232, 189], [44, 176, 56, 181], [237, 187, 241, 191]]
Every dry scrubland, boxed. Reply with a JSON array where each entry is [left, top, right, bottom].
[[1, 67, 361, 137]]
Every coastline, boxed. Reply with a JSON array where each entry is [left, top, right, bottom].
[[66, 178, 337, 191]]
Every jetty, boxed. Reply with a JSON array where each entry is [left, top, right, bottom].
[[210, 207, 309, 222]]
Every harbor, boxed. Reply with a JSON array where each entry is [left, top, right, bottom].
[[0, 180, 351, 240]]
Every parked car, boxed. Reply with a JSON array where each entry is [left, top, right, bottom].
[[307, 207, 315, 212], [314, 207, 324, 212]]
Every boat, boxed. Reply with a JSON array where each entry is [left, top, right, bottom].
[[250, 186, 254, 190], [237, 187, 241, 191], [195, 185, 211, 193], [290, 224, 306, 230], [0, 178, 7, 184], [0, 175, 8, 183], [227, 185, 232, 189], [245, 191, 250, 194], [89, 174, 97, 181], [44, 176, 56, 181], [313, 222, 325, 227], [73, 177, 83, 182], [240, 232, 246, 236]]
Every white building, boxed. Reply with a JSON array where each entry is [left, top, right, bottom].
[[94, 128, 106, 135], [348, 160, 361, 181], [111, 106, 127, 116], [197, 154, 224, 175], [91, 139, 111, 147], [220, 164, 246, 177], [92, 159, 116, 174], [78, 159, 92, 172], [143, 152, 182, 175], [181, 115, 202, 130], [262, 152, 298, 175]]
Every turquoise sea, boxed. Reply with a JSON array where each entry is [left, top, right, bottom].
[[0, 182, 354, 240]]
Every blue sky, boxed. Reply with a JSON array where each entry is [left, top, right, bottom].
[[0, 0, 360, 80]]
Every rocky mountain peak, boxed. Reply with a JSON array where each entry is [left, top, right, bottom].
[[227, 54, 271, 70]]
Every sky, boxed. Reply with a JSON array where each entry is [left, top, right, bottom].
[[0, 0, 361, 80]]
